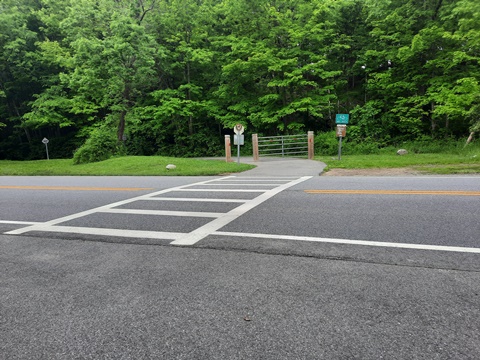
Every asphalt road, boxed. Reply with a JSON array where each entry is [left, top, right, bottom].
[[1, 169, 479, 359]]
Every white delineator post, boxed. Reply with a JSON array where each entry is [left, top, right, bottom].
[[252, 133, 259, 161], [225, 135, 232, 162], [307, 131, 314, 160]]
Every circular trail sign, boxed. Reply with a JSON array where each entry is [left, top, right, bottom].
[[42, 138, 49, 144], [234, 124, 244, 134]]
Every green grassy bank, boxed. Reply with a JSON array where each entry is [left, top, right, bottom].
[[318, 152, 479, 175], [0, 156, 255, 176]]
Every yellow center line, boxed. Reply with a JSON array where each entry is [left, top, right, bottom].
[[305, 190, 480, 196], [0, 185, 154, 192]]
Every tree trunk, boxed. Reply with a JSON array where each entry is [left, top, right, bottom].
[[186, 61, 193, 136], [117, 109, 126, 142], [466, 131, 475, 145], [430, 102, 436, 136], [13, 101, 31, 143], [117, 86, 131, 142]]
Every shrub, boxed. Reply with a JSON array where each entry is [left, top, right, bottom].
[[391, 138, 465, 154], [73, 126, 119, 164], [315, 131, 381, 156], [343, 141, 381, 155], [315, 131, 339, 156]]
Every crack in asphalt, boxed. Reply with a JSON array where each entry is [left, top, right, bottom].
[[9, 232, 480, 274]]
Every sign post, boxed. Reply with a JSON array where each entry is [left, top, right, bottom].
[[336, 126, 347, 160], [42, 138, 50, 160], [225, 135, 232, 162], [233, 124, 245, 164], [335, 114, 349, 161]]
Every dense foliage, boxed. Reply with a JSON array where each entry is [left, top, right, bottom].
[[1, 0, 479, 161]]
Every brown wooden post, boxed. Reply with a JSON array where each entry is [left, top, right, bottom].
[[308, 131, 314, 160], [252, 133, 259, 161], [225, 135, 232, 162]]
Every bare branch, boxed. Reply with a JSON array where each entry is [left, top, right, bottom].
[[137, 0, 156, 23]]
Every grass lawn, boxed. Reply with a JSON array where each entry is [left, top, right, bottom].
[[0, 156, 255, 176], [317, 152, 480, 175], [1, 151, 479, 176]]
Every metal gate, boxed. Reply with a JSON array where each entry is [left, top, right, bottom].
[[252, 132, 314, 160]]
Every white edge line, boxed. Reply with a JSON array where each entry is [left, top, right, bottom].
[[0, 220, 41, 225], [216, 180, 290, 182], [213, 231, 480, 254], [230, 177, 299, 179]]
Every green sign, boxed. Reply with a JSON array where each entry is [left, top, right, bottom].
[[335, 114, 349, 124]]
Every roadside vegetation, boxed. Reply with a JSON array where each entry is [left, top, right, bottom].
[[0, 157, 255, 176], [1, 0, 479, 164], [1, 138, 478, 176], [317, 137, 480, 174]]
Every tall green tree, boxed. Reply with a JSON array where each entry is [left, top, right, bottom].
[[1, 0, 479, 160], [0, 0, 48, 158], [357, 0, 478, 140], [214, 0, 341, 134], [25, 0, 158, 148], [130, 0, 226, 156]]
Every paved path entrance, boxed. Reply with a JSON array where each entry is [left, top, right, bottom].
[[230, 157, 326, 177]]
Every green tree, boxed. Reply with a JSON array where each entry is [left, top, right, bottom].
[[133, 0, 225, 156], [2, 0, 479, 160], [23, 0, 159, 161], [214, 0, 341, 134], [0, 0, 48, 158], [357, 0, 478, 140]]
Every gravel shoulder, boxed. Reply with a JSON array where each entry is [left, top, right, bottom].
[[323, 168, 423, 176]]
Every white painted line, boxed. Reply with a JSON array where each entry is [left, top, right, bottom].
[[358, 176, 480, 179], [215, 179, 290, 182], [99, 208, 222, 218], [176, 189, 266, 193], [32, 226, 183, 240], [198, 183, 279, 187], [0, 220, 41, 225], [213, 231, 480, 254], [170, 176, 312, 246], [143, 198, 247, 203], [5, 177, 235, 236], [231, 177, 299, 179]]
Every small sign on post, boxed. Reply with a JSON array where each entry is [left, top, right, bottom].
[[335, 114, 349, 125], [233, 124, 245, 164], [234, 134, 244, 145], [335, 114, 349, 160], [234, 124, 245, 135], [42, 138, 50, 160], [336, 125, 346, 138], [336, 124, 347, 160]]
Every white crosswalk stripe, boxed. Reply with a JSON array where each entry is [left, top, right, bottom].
[[5, 176, 312, 245]]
